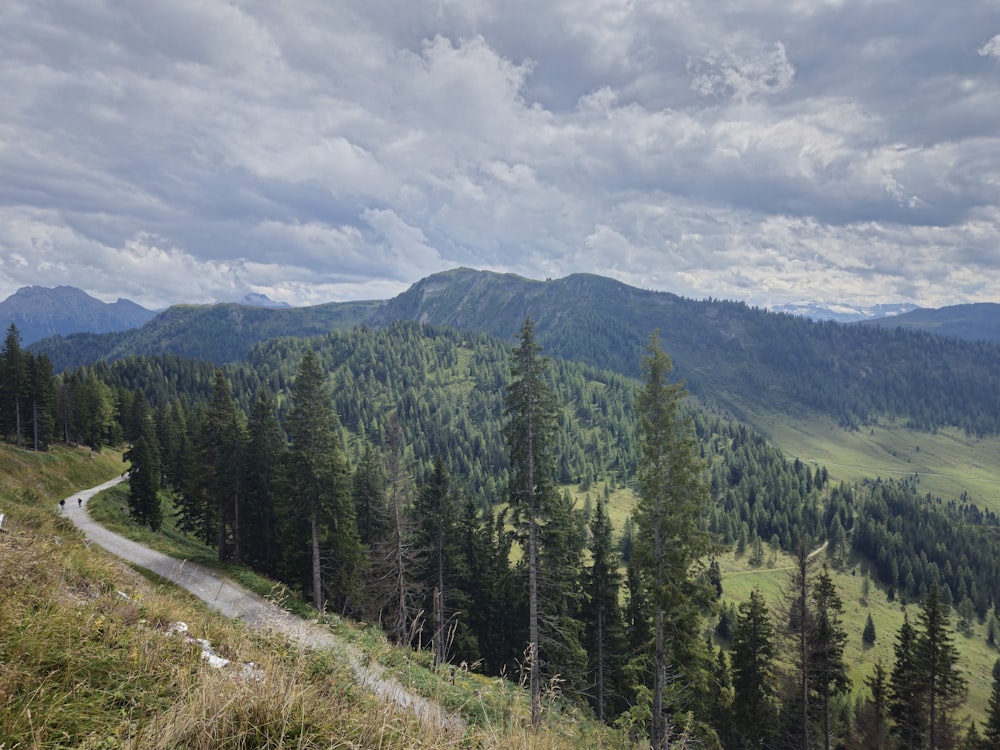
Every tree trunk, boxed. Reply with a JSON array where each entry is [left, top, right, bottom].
[[233, 485, 241, 562], [653, 607, 665, 749], [528, 491, 540, 729], [217, 494, 227, 562], [311, 507, 323, 611], [596, 604, 605, 722]]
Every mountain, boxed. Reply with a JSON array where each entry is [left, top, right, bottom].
[[858, 302, 1000, 344], [241, 292, 290, 308], [26, 268, 1000, 437], [366, 268, 1000, 434], [770, 301, 920, 323], [0, 286, 155, 345], [30, 298, 382, 370]]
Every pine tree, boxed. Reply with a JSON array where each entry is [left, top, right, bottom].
[[504, 317, 560, 729], [1, 324, 27, 445], [916, 581, 967, 749], [632, 333, 715, 749], [412, 454, 462, 667], [123, 398, 162, 531], [353, 442, 388, 548], [188, 370, 247, 560], [538, 489, 588, 698], [378, 412, 423, 645], [856, 659, 890, 750], [584, 494, 628, 721], [243, 389, 286, 576], [985, 658, 1000, 747], [26, 353, 56, 450], [889, 612, 925, 750], [284, 349, 361, 612], [124, 434, 162, 530], [863, 613, 877, 646], [810, 565, 850, 750], [730, 587, 778, 748], [782, 540, 815, 750]]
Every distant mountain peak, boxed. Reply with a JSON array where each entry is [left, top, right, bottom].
[[770, 301, 921, 323], [0, 286, 155, 345]]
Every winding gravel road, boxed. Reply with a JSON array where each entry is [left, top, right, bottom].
[[61, 477, 463, 733]]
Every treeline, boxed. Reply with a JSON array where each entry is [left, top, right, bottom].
[[0, 324, 132, 451]]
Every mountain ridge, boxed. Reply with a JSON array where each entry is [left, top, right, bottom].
[[27, 268, 1000, 442], [0, 285, 156, 345]]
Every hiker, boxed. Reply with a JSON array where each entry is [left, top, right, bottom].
[[59, 499, 65, 509], [78, 498, 82, 508]]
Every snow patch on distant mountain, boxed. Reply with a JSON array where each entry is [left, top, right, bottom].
[[770, 302, 921, 323]]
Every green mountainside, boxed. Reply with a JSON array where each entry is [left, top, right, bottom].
[[859, 302, 1000, 345], [32, 298, 381, 371], [30, 268, 1000, 438]]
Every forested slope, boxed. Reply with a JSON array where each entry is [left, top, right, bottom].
[[34, 268, 1000, 438]]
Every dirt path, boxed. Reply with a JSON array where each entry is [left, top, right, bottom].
[[61, 477, 464, 733]]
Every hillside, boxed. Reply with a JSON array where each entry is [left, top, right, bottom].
[[31, 298, 382, 370], [30, 268, 1000, 441], [0, 442, 617, 749], [0, 285, 155, 345], [859, 302, 1000, 345]]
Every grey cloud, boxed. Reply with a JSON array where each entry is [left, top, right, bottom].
[[1, 0, 999, 310]]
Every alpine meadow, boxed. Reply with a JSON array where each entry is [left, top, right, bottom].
[[4, 269, 1000, 749]]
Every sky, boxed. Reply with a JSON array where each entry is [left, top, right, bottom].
[[2, 1, 1000, 311]]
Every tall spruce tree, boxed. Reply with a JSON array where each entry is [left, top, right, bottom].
[[243, 389, 286, 576], [538, 489, 588, 698], [889, 612, 925, 750], [810, 565, 850, 750], [284, 349, 361, 612], [188, 370, 247, 560], [782, 540, 815, 750], [380, 412, 423, 644], [353, 442, 388, 548], [985, 659, 1000, 747], [413, 454, 462, 667], [857, 659, 890, 750], [124, 434, 162, 530], [584, 494, 628, 722], [504, 316, 560, 729], [916, 581, 966, 749], [1, 324, 26, 445], [730, 587, 778, 749], [26, 353, 56, 450], [632, 333, 715, 749], [123, 396, 162, 531]]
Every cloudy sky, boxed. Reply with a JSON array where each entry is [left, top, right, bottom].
[[2, 1, 1000, 310]]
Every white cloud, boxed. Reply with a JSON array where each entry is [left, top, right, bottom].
[[688, 41, 796, 102], [2, 0, 1000, 309], [979, 34, 1000, 60]]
